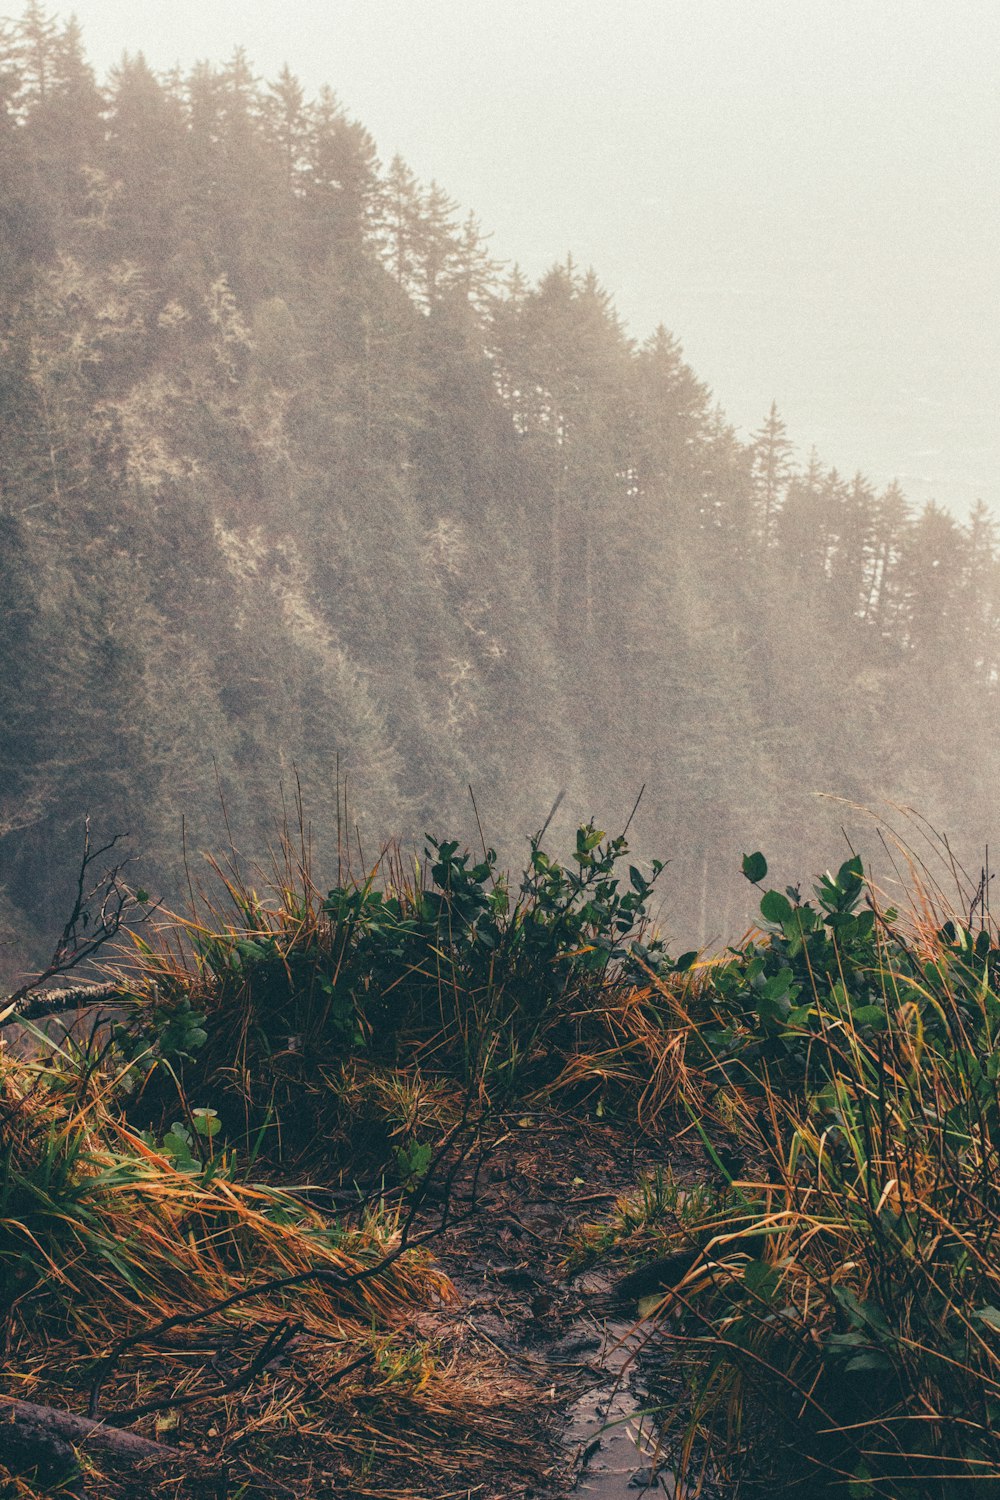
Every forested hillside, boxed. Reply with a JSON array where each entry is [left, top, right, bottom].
[[1, 4, 997, 979]]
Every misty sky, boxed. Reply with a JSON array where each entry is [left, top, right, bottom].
[[50, 0, 999, 515]]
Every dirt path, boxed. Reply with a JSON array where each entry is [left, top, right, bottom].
[[429, 1113, 679, 1499]]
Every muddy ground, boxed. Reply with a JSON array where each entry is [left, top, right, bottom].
[[422, 1112, 693, 1500], [0, 1008, 702, 1498]]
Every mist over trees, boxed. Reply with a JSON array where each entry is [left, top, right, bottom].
[[1, 5, 997, 979]]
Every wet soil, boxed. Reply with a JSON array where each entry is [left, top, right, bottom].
[[429, 1113, 688, 1498], [0, 1012, 697, 1498]]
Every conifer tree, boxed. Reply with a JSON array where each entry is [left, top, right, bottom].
[[750, 400, 794, 546]]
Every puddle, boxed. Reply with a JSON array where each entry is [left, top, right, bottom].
[[558, 1315, 675, 1497]]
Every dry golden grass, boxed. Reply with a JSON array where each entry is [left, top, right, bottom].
[[0, 1045, 549, 1498], [572, 863, 1000, 1497]]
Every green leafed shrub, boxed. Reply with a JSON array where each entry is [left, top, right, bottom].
[[126, 820, 669, 1129], [634, 852, 1000, 1496]]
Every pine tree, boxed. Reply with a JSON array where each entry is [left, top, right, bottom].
[[104, 52, 186, 266], [866, 480, 910, 633], [628, 326, 713, 524], [301, 87, 380, 268], [828, 470, 877, 620], [750, 400, 794, 546], [4, 6, 104, 234], [265, 65, 308, 195], [380, 154, 423, 299], [962, 499, 999, 679]]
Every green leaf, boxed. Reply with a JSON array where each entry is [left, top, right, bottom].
[[742, 852, 767, 884], [760, 889, 793, 925], [851, 1004, 886, 1030], [826, 1331, 868, 1352], [845, 1351, 892, 1372], [848, 1460, 875, 1499], [192, 1108, 221, 1139], [743, 1260, 779, 1303], [976, 1305, 1000, 1331], [832, 1287, 890, 1333], [762, 967, 794, 1002], [161, 1128, 196, 1167]]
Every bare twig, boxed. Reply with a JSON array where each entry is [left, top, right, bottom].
[[5, 818, 150, 1011], [536, 788, 566, 848], [0, 980, 124, 1026], [99, 1318, 303, 1424], [89, 1094, 489, 1421], [620, 783, 646, 840]]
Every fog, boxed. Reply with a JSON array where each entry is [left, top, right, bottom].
[[1, 1, 998, 978], [52, 0, 1000, 513]]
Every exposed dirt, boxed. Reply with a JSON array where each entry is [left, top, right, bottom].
[[0, 1020, 697, 1500], [425, 1112, 685, 1499]]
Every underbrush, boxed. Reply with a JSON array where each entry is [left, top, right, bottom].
[[0, 1038, 471, 1486], [7, 813, 1000, 1496], [0, 815, 683, 1496], [579, 847, 1000, 1497], [115, 817, 688, 1157]]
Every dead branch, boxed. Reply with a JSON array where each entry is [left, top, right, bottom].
[[89, 1089, 490, 1421], [0, 1395, 180, 1463], [5, 818, 151, 1011], [100, 1317, 303, 1423], [0, 981, 126, 1026]]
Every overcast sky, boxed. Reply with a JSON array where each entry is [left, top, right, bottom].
[[48, 0, 1000, 515]]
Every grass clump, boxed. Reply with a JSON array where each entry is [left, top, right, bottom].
[[0, 812, 685, 1495], [0, 1044, 446, 1356], [618, 850, 1000, 1498], [0, 1036, 552, 1497]]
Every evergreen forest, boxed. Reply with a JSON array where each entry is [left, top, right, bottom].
[[1, 4, 997, 975], [5, 11, 1000, 1500]]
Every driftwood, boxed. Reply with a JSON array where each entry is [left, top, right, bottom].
[[0, 1394, 179, 1463]]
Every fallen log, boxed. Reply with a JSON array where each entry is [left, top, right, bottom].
[[0, 1417, 80, 1487], [0, 1394, 179, 1463]]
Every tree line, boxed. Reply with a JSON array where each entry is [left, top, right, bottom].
[[1, 3, 996, 976]]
